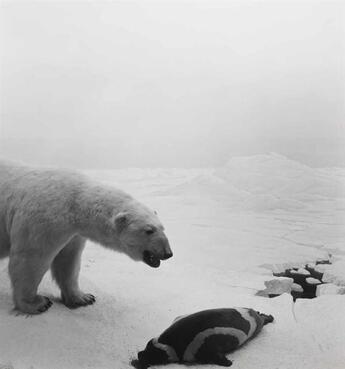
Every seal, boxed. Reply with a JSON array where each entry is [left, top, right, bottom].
[[135, 308, 274, 368]]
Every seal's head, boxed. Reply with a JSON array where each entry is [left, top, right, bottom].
[[137, 339, 169, 368]]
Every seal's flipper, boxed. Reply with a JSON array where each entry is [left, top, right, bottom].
[[259, 313, 274, 325], [213, 353, 233, 367], [197, 350, 233, 367]]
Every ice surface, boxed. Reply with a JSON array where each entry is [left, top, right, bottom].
[[306, 277, 321, 285], [291, 283, 304, 293], [160, 153, 345, 213], [0, 153, 344, 368], [316, 283, 345, 296], [257, 277, 294, 296], [291, 268, 310, 276]]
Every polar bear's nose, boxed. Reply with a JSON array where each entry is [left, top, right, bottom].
[[161, 251, 173, 260]]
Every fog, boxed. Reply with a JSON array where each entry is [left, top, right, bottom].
[[0, 0, 344, 168]]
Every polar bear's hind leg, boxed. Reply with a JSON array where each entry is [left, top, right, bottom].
[[51, 235, 95, 309]]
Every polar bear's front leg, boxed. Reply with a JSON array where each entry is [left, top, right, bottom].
[[51, 235, 95, 309], [9, 253, 53, 314]]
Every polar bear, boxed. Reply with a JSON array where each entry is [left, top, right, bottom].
[[0, 161, 173, 314]]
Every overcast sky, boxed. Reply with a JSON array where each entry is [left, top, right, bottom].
[[0, 0, 344, 168]]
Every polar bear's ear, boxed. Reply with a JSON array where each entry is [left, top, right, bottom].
[[114, 212, 129, 233]]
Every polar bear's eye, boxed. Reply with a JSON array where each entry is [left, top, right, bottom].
[[145, 229, 155, 235]]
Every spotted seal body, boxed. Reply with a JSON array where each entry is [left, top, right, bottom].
[[136, 308, 274, 368]]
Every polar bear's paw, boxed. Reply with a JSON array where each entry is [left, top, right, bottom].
[[62, 292, 96, 309], [16, 295, 53, 315]]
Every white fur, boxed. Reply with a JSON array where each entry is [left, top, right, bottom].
[[0, 161, 171, 314]]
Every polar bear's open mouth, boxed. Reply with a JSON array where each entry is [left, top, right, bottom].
[[143, 250, 161, 268]]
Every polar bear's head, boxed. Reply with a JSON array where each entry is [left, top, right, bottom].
[[114, 203, 173, 268]]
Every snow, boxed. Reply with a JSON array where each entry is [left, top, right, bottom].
[[0, 153, 344, 368]]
